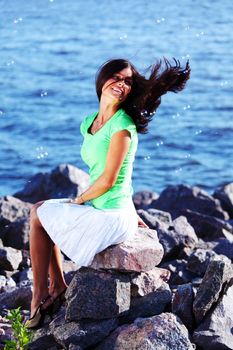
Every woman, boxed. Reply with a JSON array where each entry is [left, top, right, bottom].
[[25, 57, 190, 328]]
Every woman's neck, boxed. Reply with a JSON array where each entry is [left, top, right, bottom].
[[98, 99, 120, 122]]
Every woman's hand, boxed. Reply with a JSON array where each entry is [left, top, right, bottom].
[[137, 215, 149, 228]]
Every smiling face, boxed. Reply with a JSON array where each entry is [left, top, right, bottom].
[[101, 67, 133, 104]]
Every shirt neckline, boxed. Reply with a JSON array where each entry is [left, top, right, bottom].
[[87, 108, 123, 136]]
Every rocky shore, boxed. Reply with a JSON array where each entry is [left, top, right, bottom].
[[0, 163, 233, 350]]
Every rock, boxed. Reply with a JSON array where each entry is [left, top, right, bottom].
[[90, 228, 164, 272], [156, 216, 198, 259], [2, 219, 30, 250], [137, 208, 172, 229], [180, 209, 233, 241], [0, 246, 22, 271], [160, 259, 194, 286], [0, 196, 31, 247], [187, 248, 231, 276], [130, 267, 170, 297], [65, 268, 130, 321], [213, 182, 233, 218], [14, 164, 90, 203], [28, 324, 59, 350], [172, 283, 195, 331], [212, 238, 233, 260], [50, 312, 118, 350], [193, 260, 233, 324], [151, 184, 229, 220], [133, 190, 159, 210], [193, 278, 233, 350], [121, 282, 172, 324], [96, 313, 194, 350], [0, 286, 32, 310]]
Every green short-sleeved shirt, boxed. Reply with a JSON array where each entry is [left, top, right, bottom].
[[80, 108, 138, 209]]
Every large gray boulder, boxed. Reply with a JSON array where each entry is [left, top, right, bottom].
[[193, 278, 233, 350], [172, 283, 195, 331], [0, 246, 22, 271], [187, 248, 231, 276], [0, 286, 32, 310], [65, 268, 130, 321], [151, 184, 229, 219], [133, 190, 159, 210], [42, 310, 118, 350], [0, 196, 31, 249], [90, 228, 164, 272], [213, 182, 233, 218], [14, 164, 90, 203], [156, 216, 198, 259], [137, 208, 173, 229], [180, 209, 233, 241], [130, 267, 170, 297], [96, 313, 195, 350], [193, 260, 233, 323], [121, 282, 172, 323]]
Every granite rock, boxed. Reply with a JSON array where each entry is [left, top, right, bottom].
[[130, 267, 170, 297], [133, 190, 159, 210], [96, 313, 195, 350], [156, 216, 198, 259], [180, 209, 233, 241], [213, 182, 233, 218], [152, 184, 229, 220], [14, 164, 90, 203], [172, 283, 195, 331], [193, 260, 233, 323], [193, 278, 233, 350], [0, 246, 22, 271], [90, 228, 164, 272], [65, 268, 130, 321]]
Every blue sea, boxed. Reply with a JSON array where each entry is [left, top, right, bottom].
[[0, 0, 232, 197]]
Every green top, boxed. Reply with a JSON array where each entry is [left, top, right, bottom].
[[80, 108, 138, 209]]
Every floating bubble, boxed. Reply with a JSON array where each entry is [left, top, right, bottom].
[[184, 25, 190, 31], [156, 17, 165, 23], [14, 17, 23, 24], [181, 54, 190, 59], [195, 129, 202, 135], [220, 80, 228, 86], [6, 60, 15, 66], [183, 104, 191, 110], [195, 31, 205, 37], [140, 109, 148, 117], [144, 156, 151, 160], [175, 167, 183, 173], [0, 110, 3, 116], [40, 91, 48, 97], [119, 34, 127, 40], [184, 153, 191, 158], [35, 146, 49, 159]]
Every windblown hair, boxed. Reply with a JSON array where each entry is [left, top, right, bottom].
[[95, 58, 191, 133]]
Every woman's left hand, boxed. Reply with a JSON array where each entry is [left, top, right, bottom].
[[137, 215, 149, 228]]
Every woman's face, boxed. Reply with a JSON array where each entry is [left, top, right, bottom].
[[101, 67, 133, 104]]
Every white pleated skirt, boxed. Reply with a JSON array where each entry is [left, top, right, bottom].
[[37, 198, 138, 267]]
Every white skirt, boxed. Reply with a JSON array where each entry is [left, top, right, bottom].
[[37, 198, 138, 267]]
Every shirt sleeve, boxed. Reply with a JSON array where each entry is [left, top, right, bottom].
[[80, 116, 89, 136], [109, 117, 136, 139]]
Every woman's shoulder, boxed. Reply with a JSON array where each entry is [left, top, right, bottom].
[[80, 112, 97, 135], [116, 109, 136, 127]]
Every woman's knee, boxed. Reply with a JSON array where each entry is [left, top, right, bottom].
[[30, 201, 44, 225]]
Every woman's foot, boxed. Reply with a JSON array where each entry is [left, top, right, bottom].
[[49, 283, 68, 314], [25, 295, 53, 329]]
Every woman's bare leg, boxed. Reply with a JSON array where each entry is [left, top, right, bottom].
[[49, 245, 68, 298], [29, 202, 53, 316]]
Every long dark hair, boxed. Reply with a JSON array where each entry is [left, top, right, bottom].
[[95, 58, 191, 133]]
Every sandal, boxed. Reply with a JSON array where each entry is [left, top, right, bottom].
[[51, 289, 67, 314], [25, 295, 53, 329]]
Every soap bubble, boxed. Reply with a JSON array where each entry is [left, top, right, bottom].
[[119, 34, 127, 40], [40, 91, 48, 97], [144, 156, 151, 160], [195, 130, 202, 135]]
